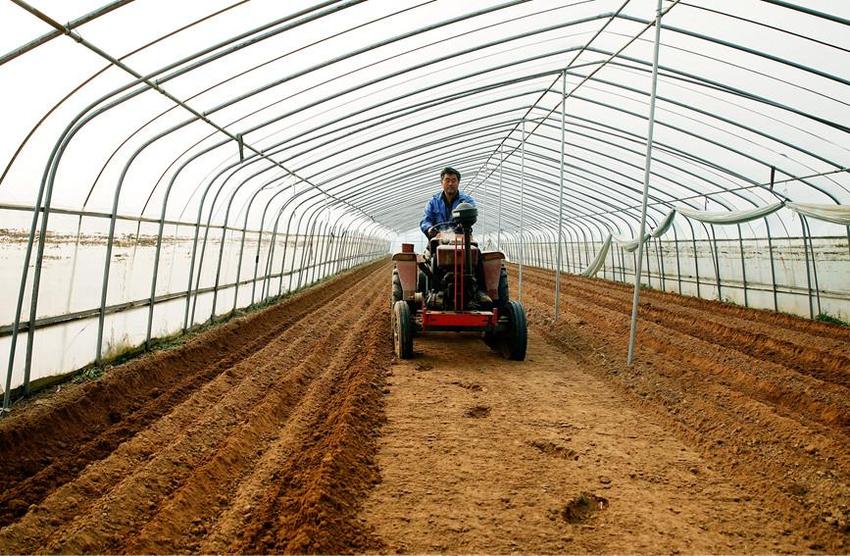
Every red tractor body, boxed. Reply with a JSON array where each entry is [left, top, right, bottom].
[[390, 203, 527, 360]]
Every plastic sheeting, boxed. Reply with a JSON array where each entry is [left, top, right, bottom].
[[2, 1, 850, 397], [580, 233, 612, 277], [676, 202, 785, 224], [786, 202, 850, 226], [578, 201, 850, 276]]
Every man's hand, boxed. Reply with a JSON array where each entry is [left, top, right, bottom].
[[427, 226, 439, 239]]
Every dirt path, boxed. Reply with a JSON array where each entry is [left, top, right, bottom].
[[362, 332, 800, 553], [0, 260, 847, 553]]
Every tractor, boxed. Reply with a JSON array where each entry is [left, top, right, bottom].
[[390, 202, 527, 360]]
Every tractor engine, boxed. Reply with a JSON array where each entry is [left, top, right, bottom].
[[425, 242, 480, 311]]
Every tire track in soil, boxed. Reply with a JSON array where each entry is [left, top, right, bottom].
[[0, 262, 380, 530], [0, 260, 392, 554], [515, 265, 850, 551]]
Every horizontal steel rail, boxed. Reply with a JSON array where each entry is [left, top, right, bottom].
[[0, 248, 386, 339]]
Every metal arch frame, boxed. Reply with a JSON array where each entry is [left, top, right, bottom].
[[3, 1, 850, 405], [78, 24, 840, 264], [470, 159, 625, 247], [8, 2, 848, 217], [78, 42, 688, 365], [5, 0, 392, 402], [488, 154, 653, 236]]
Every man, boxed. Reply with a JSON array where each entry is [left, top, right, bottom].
[[419, 167, 491, 306], [420, 167, 476, 238]]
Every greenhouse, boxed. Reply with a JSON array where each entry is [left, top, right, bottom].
[[0, 1, 848, 553]]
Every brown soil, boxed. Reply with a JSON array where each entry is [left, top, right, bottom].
[[1, 260, 848, 554]]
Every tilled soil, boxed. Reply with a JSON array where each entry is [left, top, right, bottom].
[[0, 260, 848, 554], [0, 261, 392, 554]]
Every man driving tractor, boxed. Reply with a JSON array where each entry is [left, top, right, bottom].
[[420, 167, 491, 306], [420, 167, 475, 238], [390, 166, 525, 360]]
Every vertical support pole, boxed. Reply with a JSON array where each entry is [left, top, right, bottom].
[[737, 223, 748, 307], [627, 0, 663, 366], [800, 217, 814, 319], [710, 224, 721, 301], [210, 222, 228, 321], [672, 225, 683, 295], [804, 218, 822, 316], [518, 119, 526, 302], [555, 69, 566, 320], [685, 219, 701, 299], [766, 221, 778, 311], [619, 246, 626, 283], [497, 146, 503, 251], [657, 238, 666, 292]]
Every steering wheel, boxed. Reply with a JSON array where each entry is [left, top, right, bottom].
[[427, 221, 458, 238]]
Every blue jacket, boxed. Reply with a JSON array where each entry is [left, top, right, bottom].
[[420, 191, 476, 236]]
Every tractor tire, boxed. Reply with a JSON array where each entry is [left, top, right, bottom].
[[495, 266, 509, 308], [392, 300, 413, 359], [391, 270, 402, 309], [499, 300, 527, 361]]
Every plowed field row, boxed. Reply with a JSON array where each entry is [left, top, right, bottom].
[[0, 259, 847, 553], [0, 260, 392, 554], [515, 266, 850, 550]]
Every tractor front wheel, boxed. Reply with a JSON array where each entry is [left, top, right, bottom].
[[391, 270, 402, 308], [499, 300, 527, 361], [392, 300, 413, 359]]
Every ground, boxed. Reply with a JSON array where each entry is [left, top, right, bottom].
[[0, 259, 848, 553]]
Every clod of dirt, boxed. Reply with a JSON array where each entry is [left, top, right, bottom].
[[7, 499, 29, 517], [415, 363, 433, 372], [558, 492, 609, 523], [529, 440, 579, 460], [450, 380, 483, 392], [463, 405, 490, 418]]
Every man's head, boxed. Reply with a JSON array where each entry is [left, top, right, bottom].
[[440, 167, 461, 201]]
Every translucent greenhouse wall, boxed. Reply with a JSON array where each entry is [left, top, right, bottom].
[[0, 202, 388, 395], [2, 1, 849, 406], [500, 232, 850, 323]]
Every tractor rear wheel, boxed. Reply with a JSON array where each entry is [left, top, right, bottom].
[[495, 266, 509, 308], [499, 300, 527, 361], [392, 300, 413, 359]]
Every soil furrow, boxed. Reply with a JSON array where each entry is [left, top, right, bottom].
[[0, 262, 386, 553], [547, 273, 850, 385], [225, 270, 391, 554], [117, 263, 390, 553], [1, 259, 847, 553], [519, 270, 850, 436], [35, 268, 384, 554], [524, 265, 850, 346], [0, 263, 380, 529], [516, 266, 850, 550]]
